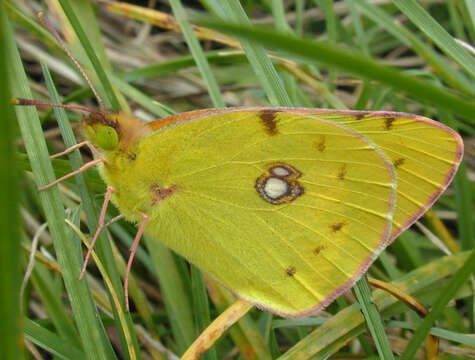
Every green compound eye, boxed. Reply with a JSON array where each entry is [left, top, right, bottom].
[[95, 125, 118, 150]]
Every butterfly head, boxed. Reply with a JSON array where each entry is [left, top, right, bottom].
[[82, 112, 152, 152], [83, 112, 120, 151]]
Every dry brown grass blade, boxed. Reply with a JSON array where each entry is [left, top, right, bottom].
[[181, 299, 253, 360], [369, 277, 440, 359]]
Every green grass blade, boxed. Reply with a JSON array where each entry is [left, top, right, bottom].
[[400, 250, 475, 359], [453, 160, 474, 252], [198, 19, 475, 122], [387, 320, 475, 347], [351, 0, 475, 95], [169, 0, 224, 107], [29, 260, 81, 348], [277, 251, 471, 359], [121, 51, 247, 83], [353, 277, 395, 359], [347, 0, 370, 56], [392, 0, 475, 78], [145, 237, 195, 354], [218, 0, 293, 106], [41, 61, 142, 360], [465, 0, 475, 41], [111, 75, 174, 118], [0, 3, 22, 359], [5, 10, 117, 360], [191, 265, 217, 360], [24, 319, 85, 360]]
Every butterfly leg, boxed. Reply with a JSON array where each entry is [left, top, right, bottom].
[[39, 141, 104, 191], [49, 140, 101, 159], [124, 212, 148, 311], [79, 186, 114, 279], [39, 159, 103, 191]]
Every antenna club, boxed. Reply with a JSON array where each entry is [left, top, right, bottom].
[[37, 12, 48, 29]]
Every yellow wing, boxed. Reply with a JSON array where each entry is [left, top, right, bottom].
[[295, 109, 463, 242], [105, 109, 396, 317]]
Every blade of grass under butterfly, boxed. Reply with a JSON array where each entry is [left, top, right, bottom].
[[41, 61, 142, 359], [439, 112, 474, 331], [400, 250, 475, 359], [198, 20, 475, 123], [4, 9, 116, 360], [205, 277, 272, 360], [28, 250, 81, 348], [392, 0, 475, 78], [453, 161, 474, 250], [191, 265, 217, 360], [145, 236, 195, 354], [277, 251, 471, 359], [24, 319, 86, 359], [387, 320, 475, 347], [353, 277, 395, 359], [0, 3, 21, 358], [440, 112, 473, 252]]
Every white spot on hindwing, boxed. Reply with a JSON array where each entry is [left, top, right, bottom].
[[263, 177, 289, 199], [271, 166, 291, 177], [255, 163, 303, 205]]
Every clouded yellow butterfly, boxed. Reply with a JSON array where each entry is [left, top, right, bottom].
[[16, 13, 463, 318]]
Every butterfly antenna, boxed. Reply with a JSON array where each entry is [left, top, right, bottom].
[[12, 98, 107, 121], [37, 12, 106, 110]]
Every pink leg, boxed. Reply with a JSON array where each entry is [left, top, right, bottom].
[[50, 141, 102, 159], [39, 158, 103, 191], [50, 141, 89, 159], [124, 212, 148, 311], [79, 186, 114, 280]]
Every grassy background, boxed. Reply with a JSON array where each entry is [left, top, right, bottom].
[[3, 0, 474, 359]]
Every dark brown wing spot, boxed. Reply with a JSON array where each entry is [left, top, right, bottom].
[[393, 158, 405, 168], [316, 136, 326, 152], [260, 110, 279, 136], [355, 113, 365, 120], [128, 153, 137, 161], [286, 266, 296, 277], [384, 117, 395, 130], [314, 245, 325, 255], [150, 183, 178, 205], [338, 164, 346, 180], [330, 222, 345, 232]]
